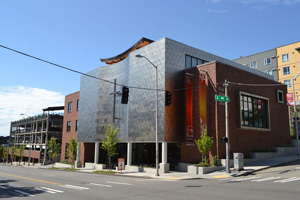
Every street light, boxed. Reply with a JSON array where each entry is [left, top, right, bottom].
[[293, 71, 300, 156], [135, 54, 159, 176], [20, 113, 33, 166]]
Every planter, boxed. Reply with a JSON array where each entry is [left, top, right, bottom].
[[188, 165, 225, 175], [85, 163, 106, 170]]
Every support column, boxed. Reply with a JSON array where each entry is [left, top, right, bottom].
[[159, 142, 169, 173], [94, 142, 99, 165], [127, 142, 132, 166], [75, 142, 81, 168]]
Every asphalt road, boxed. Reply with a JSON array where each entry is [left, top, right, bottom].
[[0, 161, 300, 200]]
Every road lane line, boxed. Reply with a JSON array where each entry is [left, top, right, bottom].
[[0, 186, 7, 189], [251, 177, 281, 182], [229, 177, 261, 182], [36, 188, 56, 194], [106, 181, 132, 185], [275, 177, 300, 183], [15, 190, 34, 197], [0, 172, 62, 185], [90, 183, 112, 187], [60, 184, 90, 190]]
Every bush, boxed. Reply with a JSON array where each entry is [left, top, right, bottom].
[[194, 162, 210, 167], [213, 155, 220, 166]]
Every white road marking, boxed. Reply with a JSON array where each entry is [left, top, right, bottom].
[[0, 186, 7, 189], [60, 184, 90, 190], [251, 177, 281, 182], [106, 181, 132, 185], [40, 187, 64, 193], [15, 190, 34, 197], [90, 183, 112, 187], [229, 177, 261, 182], [275, 177, 300, 183]]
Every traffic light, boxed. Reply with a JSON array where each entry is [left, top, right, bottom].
[[165, 90, 171, 106], [121, 86, 129, 104]]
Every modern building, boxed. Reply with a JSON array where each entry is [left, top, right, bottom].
[[77, 37, 290, 171], [9, 107, 64, 164], [0, 136, 9, 147], [276, 42, 300, 102], [233, 49, 278, 81]]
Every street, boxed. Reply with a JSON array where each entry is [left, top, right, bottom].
[[0, 161, 300, 200]]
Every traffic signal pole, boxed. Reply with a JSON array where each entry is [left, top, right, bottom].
[[224, 80, 231, 173]]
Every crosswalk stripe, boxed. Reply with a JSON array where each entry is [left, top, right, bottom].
[[15, 190, 34, 197], [275, 177, 300, 183], [40, 187, 64, 193], [90, 183, 112, 187], [251, 177, 281, 182], [0, 186, 7, 189], [106, 181, 132, 185], [229, 177, 261, 182], [60, 184, 89, 190]]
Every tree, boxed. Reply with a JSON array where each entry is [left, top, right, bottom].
[[47, 138, 61, 167], [195, 128, 213, 166], [101, 124, 121, 170], [0, 145, 4, 160], [16, 145, 25, 165], [9, 146, 16, 164], [67, 137, 78, 168]]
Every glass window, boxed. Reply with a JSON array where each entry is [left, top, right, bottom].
[[67, 121, 71, 132], [265, 70, 272, 75], [68, 102, 72, 113], [240, 92, 269, 129], [192, 57, 197, 67], [250, 61, 257, 69], [284, 79, 291, 88], [264, 58, 271, 66], [77, 99, 79, 111], [277, 90, 284, 103], [76, 120, 78, 131], [185, 55, 192, 69], [283, 66, 290, 75], [282, 54, 289, 62]]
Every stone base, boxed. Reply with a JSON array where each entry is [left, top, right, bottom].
[[159, 163, 170, 173], [75, 161, 81, 168]]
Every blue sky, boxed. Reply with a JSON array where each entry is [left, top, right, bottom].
[[0, 0, 299, 136]]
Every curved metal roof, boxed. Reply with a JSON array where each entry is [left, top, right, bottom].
[[100, 37, 154, 65]]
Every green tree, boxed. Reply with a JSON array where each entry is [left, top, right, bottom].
[[47, 138, 61, 167], [9, 146, 16, 164], [0, 145, 4, 161], [16, 145, 25, 165], [101, 124, 121, 170], [195, 128, 213, 166], [67, 137, 78, 168]]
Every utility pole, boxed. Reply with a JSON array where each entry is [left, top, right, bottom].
[[224, 80, 231, 173], [293, 72, 300, 156]]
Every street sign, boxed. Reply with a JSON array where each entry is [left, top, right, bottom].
[[215, 95, 230, 102], [118, 158, 125, 171]]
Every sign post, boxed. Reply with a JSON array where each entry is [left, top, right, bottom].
[[118, 158, 125, 173]]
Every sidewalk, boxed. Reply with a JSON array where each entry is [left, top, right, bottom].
[[9, 153, 300, 180]]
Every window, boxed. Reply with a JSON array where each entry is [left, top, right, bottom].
[[68, 102, 72, 113], [265, 70, 272, 75], [65, 143, 69, 160], [250, 61, 257, 69], [67, 121, 71, 132], [284, 79, 291, 88], [240, 92, 269, 129], [282, 53, 289, 62], [185, 55, 207, 69], [277, 90, 284, 103], [264, 58, 271, 66], [283, 66, 290, 75], [76, 120, 78, 131], [77, 99, 79, 111]]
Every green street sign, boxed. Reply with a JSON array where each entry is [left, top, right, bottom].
[[215, 95, 230, 102]]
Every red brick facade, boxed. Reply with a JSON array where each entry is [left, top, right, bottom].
[[178, 61, 290, 163]]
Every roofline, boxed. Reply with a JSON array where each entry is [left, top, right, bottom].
[[42, 106, 64, 112], [233, 48, 276, 61], [100, 37, 154, 64]]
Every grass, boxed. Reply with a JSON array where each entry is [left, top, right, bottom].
[[50, 167, 79, 171], [92, 170, 117, 174]]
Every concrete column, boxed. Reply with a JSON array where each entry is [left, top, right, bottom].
[[159, 142, 169, 173], [127, 142, 132, 166], [94, 142, 99, 165], [75, 142, 81, 168]]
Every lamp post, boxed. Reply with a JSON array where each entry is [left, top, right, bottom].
[[136, 54, 159, 176], [20, 113, 33, 166], [293, 71, 300, 156]]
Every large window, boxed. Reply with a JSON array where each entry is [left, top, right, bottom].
[[240, 92, 269, 129], [282, 53, 289, 62], [76, 120, 78, 131], [284, 79, 291, 88], [264, 58, 271, 66], [250, 61, 257, 69], [185, 55, 207, 69], [68, 102, 72, 113], [77, 99, 79, 111], [283, 66, 290, 75], [67, 121, 71, 132]]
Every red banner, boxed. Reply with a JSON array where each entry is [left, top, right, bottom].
[[199, 73, 207, 135], [186, 74, 193, 141], [287, 93, 294, 106]]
